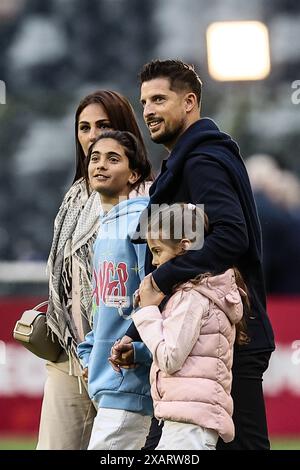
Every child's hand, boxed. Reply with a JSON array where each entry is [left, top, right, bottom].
[[108, 336, 136, 370], [82, 367, 88, 383], [133, 289, 140, 309], [139, 274, 165, 307]]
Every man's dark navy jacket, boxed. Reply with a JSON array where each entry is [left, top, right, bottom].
[[130, 118, 274, 353]]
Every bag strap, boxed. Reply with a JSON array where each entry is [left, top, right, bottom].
[[14, 301, 48, 332], [33, 301, 48, 311], [13, 309, 42, 334]]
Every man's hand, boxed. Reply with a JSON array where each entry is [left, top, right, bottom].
[[108, 335, 135, 371], [139, 274, 165, 307]]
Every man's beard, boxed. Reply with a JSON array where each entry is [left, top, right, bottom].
[[150, 120, 185, 145]]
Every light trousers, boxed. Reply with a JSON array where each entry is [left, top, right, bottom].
[[155, 420, 218, 450], [88, 407, 151, 450], [36, 353, 96, 450]]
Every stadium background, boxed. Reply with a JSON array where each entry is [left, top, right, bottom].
[[1, 0, 300, 450]]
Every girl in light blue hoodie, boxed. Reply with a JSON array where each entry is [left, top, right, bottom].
[[77, 130, 152, 450]]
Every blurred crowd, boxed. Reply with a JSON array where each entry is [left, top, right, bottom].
[[246, 154, 300, 294], [0, 0, 158, 262]]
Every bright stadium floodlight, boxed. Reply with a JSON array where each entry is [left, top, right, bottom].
[[206, 21, 271, 81]]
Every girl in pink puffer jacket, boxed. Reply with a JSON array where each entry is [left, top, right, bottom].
[[132, 203, 248, 450]]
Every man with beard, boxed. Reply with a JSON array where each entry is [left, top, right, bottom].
[[111, 59, 275, 450]]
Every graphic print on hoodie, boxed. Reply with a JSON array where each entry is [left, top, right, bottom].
[[77, 197, 153, 415]]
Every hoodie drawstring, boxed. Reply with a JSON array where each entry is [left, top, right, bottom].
[[78, 375, 83, 394]]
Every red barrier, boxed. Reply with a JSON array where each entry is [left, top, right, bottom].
[[1, 296, 300, 436], [264, 297, 300, 436], [0, 297, 45, 434]]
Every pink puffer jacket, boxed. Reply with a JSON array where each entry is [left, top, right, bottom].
[[132, 268, 244, 443]]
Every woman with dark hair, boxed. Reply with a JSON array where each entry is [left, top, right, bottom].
[[37, 91, 151, 450], [73, 91, 148, 183]]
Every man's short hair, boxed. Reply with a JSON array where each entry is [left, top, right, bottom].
[[139, 59, 202, 105]]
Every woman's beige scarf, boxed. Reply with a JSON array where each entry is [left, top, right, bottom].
[[46, 179, 151, 358], [46, 179, 101, 354]]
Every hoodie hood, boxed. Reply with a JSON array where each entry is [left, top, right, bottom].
[[149, 118, 242, 203], [192, 268, 244, 325], [169, 118, 241, 169], [101, 197, 149, 224]]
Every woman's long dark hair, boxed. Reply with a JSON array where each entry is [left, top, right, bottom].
[[73, 90, 149, 183]]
